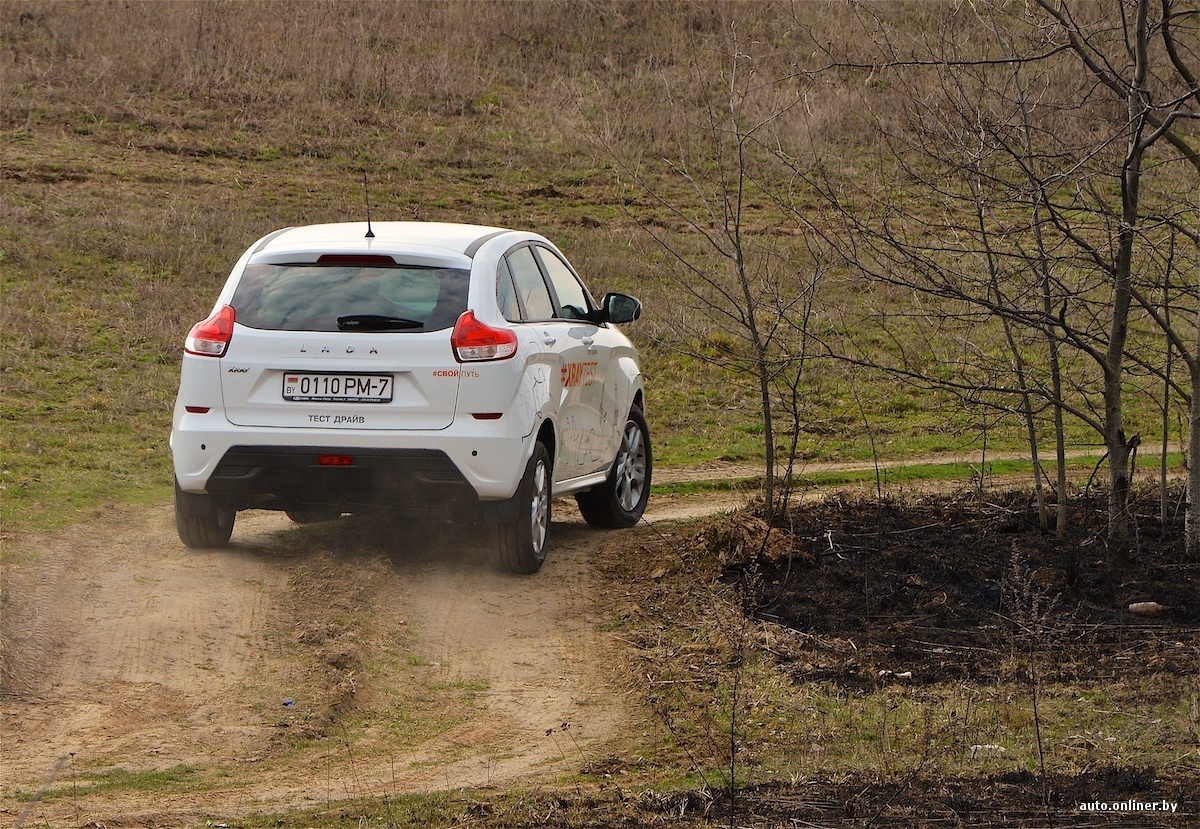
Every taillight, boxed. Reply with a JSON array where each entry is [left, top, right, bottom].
[[451, 311, 518, 362], [185, 305, 236, 357]]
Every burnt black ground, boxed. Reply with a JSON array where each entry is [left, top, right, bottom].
[[748, 490, 1199, 691], [609, 488, 1200, 828]]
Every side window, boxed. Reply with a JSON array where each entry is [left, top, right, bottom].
[[536, 247, 592, 321], [496, 257, 521, 322], [506, 246, 555, 321]]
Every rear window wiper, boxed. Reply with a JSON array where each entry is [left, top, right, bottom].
[[337, 314, 424, 331]]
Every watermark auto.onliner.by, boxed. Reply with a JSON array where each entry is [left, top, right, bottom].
[[1078, 799, 1179, 813]]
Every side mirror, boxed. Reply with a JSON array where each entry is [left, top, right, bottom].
[[602, 292, 642, 324]]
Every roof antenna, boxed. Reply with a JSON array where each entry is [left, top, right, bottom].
[[362, 171, 375, 239]]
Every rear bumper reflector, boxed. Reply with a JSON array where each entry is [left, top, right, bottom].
[[317, 454, 355, 466]]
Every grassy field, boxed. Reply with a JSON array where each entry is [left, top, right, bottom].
[[3, 0, 1165, 534]]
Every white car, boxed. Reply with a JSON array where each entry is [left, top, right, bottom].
[[170, 222, 650, 573]]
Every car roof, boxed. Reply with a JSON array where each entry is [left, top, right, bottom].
[[249, 222, 519, 266]]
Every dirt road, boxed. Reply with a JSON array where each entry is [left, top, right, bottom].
[[1, 451, 1083, 825], [0, 487, 745, 827]]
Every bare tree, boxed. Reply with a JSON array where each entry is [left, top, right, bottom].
[[769, 0, 1198, 561], [606, 30, 828, 520], [1035, 0, 1200, 555]]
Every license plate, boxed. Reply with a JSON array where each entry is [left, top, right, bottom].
[[283, 372, 393, 403]]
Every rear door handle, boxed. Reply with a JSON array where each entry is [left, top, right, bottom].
[[581, 336, 596, 352], [542, 332, 557, 345]]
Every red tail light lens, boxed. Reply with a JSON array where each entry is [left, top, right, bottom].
[[316, 254, 397, 266], [317, 454, 355, 467], [185, 305, 236, 357], [451, 311, 518, 362]]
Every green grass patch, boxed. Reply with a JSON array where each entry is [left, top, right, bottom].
[[651, 477, 761, 497], [649, 452, 1170, 497], [229, 788, 671, 829], [8, 764, 200, 802]]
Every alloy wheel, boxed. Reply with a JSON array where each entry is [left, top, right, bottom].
[[615, 419, 648, 513]]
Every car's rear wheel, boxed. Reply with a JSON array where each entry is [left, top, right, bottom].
[[174, 480, 235, 548], [576, 406, 651, 529], [496, 441, 552, 574]]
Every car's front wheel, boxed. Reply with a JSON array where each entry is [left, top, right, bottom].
[[174, 480, 235, 548], [496, 441, 552, 575], [576, 406, 651, 529]]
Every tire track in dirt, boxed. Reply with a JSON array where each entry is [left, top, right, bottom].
[[386, 519, 624, 791], [1, 491, 735, 826], [1, 511, 291, 821]]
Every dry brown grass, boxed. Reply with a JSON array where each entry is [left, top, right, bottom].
[[2, 0, 1186, 531], [3, 1, 985, 156]]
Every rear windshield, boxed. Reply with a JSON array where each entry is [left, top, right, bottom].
[[231, 263, 469, 332]]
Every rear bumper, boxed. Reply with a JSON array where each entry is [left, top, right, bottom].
[[199, 445, 519, 522], [171, 409, 534, 505]]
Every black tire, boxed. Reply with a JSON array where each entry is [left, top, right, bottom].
[[174, 479, 235, 548], [496, 441, 552, 575], [576, 406, 651, 529], [285, 507, 342, 525]]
